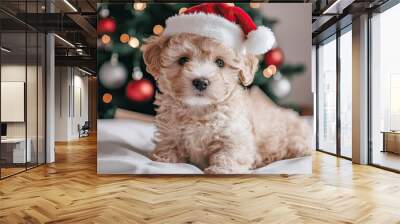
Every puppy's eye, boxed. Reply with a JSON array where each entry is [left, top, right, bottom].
[[215, 58, 225, 68], [178, 57, 190, 65]]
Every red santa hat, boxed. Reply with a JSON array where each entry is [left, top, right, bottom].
[[163, 3, 276, 55]]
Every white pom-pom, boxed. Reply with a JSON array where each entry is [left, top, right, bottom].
[[244, 26, 276, 55]]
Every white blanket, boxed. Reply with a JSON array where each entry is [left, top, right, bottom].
[[97, 119, 312, 174]]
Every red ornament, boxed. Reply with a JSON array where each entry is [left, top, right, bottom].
[[98, 18, 116, 33], [265, 48, 284, 68], [126, 79, 154, 102]]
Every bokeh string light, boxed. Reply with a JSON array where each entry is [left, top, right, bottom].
[[133, 3, 146, 11], [101, 34, 111, 45], [179, 7, 187, 14], [128, 37, 140, 48], [263, 65, 277, 78], [249, 3, 261, 9], [120, 33, 130, 43], [153, 25, 164, 35], [102, 93, 113, 104]]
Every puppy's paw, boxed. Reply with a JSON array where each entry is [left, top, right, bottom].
[[204, 166, 251, 174], [150, 150, 179, 163], [204, 166, 229, 174], [288, 139, 313, 157]]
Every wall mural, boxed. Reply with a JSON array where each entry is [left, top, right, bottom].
[[97, 3, 313, 175]]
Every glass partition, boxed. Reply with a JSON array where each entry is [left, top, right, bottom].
[[1, 30, 28, 177], [0, 0, 46, 179], [317, 35, 337, 154], [316, 24, 354, 159], [370, 3, 400, 171]]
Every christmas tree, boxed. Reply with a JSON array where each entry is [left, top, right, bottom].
[[97, 3, 304, 118]]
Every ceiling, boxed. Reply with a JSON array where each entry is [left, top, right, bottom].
[[0, 0, 96, 73], [311, 0, 390, 42]]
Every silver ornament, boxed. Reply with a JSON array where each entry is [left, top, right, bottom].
[[132, 67, 143, 80], [99, 8, 110, 18], [99, 54, 127, 89], [269, 72, 291, 98]]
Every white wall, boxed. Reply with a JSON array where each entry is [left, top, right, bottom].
[[55, 66, 69, 141], [261, 3, 313, 109], [54, 67, 89, 141], [71, 73, 89, 138]]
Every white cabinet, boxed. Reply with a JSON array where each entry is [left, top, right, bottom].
[[1, 138, 32, 163]]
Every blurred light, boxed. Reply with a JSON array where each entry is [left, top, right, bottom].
[[129, 37, 140, 48], [249, 3, 261, 9], [78, 67, 92, 76], [63, 0, 78, 12], [153, 25, 164, 35], [134, 3, 146, 11], [102, 93, 113, 104], [76, 48, 83, 55], [101, 34, 111, 45], [263, 68, 273, 78], [262, 65, 277, 78], [269, 65, 277, 74], [120, 33, 130, 43], [1, 47, 11, 53], [226, 3, 235, 6], [179, 7, 187, 14], [54, 34, 75, 48]]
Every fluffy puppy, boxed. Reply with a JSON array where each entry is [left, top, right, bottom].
[[141, 33, 312, 174]]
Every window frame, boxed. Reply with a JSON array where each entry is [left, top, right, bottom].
[[315, 22, 353, 161]]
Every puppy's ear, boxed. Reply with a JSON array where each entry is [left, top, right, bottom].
[[239, 54, 259, 86], [141, 36, 167, 79]]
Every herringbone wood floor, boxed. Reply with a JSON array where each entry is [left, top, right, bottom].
[[1, 135, 400, 224]]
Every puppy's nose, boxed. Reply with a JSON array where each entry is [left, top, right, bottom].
[[192, 78, 210, 91]]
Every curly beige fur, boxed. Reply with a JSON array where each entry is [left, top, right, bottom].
[[141, 33, 312, 174]]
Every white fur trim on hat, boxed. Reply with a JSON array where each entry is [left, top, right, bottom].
[[163, 12, 275, 55], [243, 26, 276, 55]]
